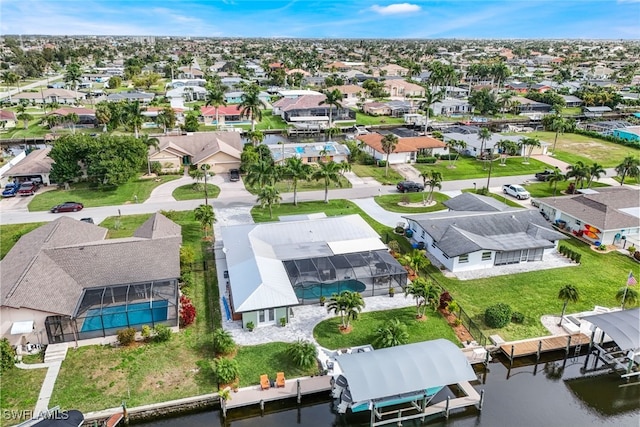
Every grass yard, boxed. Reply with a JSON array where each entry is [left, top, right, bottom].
[[374, 191, 450, 213], [0, 222, 45, 259], [355, 113, 405, 126], [27, 176, 180, 211], [0, 368, 48, 426], [351, 163, 404, 185], [314, 306, 460, 350], [414, 156, 548, 181], [522, 131, 640, 168], [612, 175, 640, 186], [172, 184, 220, 201], [234, 343, 318, 388], [237, 110, 289, 131], [460, 189, 523, 207], [435, 238, 640, 341], [524, 181, 610, 198], [245, 176, 351, 195]]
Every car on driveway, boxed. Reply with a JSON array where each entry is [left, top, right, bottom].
[[2, 182, 20, 197], [396, 181, 424, 193], [229, 169, 240, 182], [17, 181, 40, 196], [535, 170, 555, 181], [51, 201, 84, 213]]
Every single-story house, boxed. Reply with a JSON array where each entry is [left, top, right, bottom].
[[276, 89, 324, 99], [272, 94, 356, 124], [166, 86, 207, 102], [383, 80, 425, 97], [220, 214, 407, 328], [534, 187, 640, 246], [150, 131, 243, 174], [327, 85, 366, 101], [222, 91, 271, 104], [4, 147, 54, 185], [363, 102, 391, 116], [561, 95, 583, 108], [357, 130, 447, 164], [584, 106, 613, 117], [48, 107, 97, 128], [504, 82, 552, 93], [269, 141, 350, 164], [13, 89, 86, 105], [378, 64, 409, 77], [200, 105, 250, 126], [0, 110, 17, 129], [515, 97, 553, 114], [441, 132, 549, 157], [0, 214, 181, 347], [431, 98, 473, 116], [106, 91, 155, 103], [404, 193, 568, 273]]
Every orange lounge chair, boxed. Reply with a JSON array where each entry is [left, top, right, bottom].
[[276, 372, 285, 388], [260, 374, 270, 390]]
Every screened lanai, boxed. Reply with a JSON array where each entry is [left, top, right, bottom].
[[45, 280, 179, 344], [284, 249, 407, 303]]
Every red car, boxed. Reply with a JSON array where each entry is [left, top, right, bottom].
[[50, 202, 84, 213], [17, 181, 40, 196]]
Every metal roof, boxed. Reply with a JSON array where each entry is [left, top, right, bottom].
[[582, 308, 640, 351], [335, 339, 476, 403]]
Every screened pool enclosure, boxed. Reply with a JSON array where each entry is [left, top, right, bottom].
[[283, 249, 407, 304], [45, 280, 179, 344]]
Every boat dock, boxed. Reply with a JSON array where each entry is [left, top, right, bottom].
[[223, 375, 331, 412], [500, 333, 591, 362]]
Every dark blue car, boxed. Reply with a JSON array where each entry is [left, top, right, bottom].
[[2, 182, 19, 197]]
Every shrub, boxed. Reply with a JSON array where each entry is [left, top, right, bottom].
[[511, 312, 525, 324], [246, 321, 255, 331], [447, 300, 460, 315], [179, 295, 197, 327], [484, 303, 513, 328], [453, 318, 462, 327], [598, 244, 607, 251], [213, 328, 236, 356], [628, 245, 636, 255], [634, 251, 640, 261], [141, 325, 152, 340], [416, 156, 437, 164], [154, 324, 172, 342], [439, 291, 452, 310], [287, 339, 318, 369], [160, 209, 180, 221], [280, 317, 287, 327], [180, 271, 194, 289], [373, 318, 409, 349], [150, 161, 162, 175], [387, 240, 401, 254], [117, 328, 136, 346], [213, 357, 240, 385], [1, 338, 15, 371], [180, 246, 196, 271], [377, 160, 387, 168], [438, 154, 457, 161], [575, 253, 582, 264], [394, 226, 405, 234]]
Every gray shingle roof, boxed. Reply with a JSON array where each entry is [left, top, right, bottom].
[[6, 147, 54, 176], [443, 192, 516, 212]]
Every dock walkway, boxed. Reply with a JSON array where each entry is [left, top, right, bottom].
[[225, 375, 331, 409], [500, 333, 590, 358]]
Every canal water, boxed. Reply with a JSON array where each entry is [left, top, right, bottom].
[[133, 353, 640, 426]]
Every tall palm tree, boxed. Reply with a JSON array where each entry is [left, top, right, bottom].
[[548, 113, 569, 156], [616, 286, 639, 309], [65, 112, 79, 134], [404, 277, 439, 319], [124, 100, 145, 138], [245, 130, 265, 147], [16, 103, 32, 129], [318, 88, 343, 130], [615, 156, 640, 186], [205, 82, 227, 128], [2, 71, 19, 102], [477, 127, 492, 170], [446, 139, 467, 168], [420, 170, 443, 204], [566, 160, 590, 189], [256, 185, 282, 219], [519, 137, 541, 164], [239, 84, 266, 132], [380, 133, 398, 178], [95, 102, 111, 132], [156, 106, 176, 134], [341, 291, 365, 330], [419, 88, 444, 133], [312, 160, 343, 203], [140, 134, 160, 176], [194, 204, 215, 239], [557, 284, 579, 326], [547, 168, 566, 197], [245, 158, 278, 189], [65, 62, 82, 92], [495, 139, 518, 166], [587, 162, 606, 188], [326, 292, 348, 329], [283, 157, 311, 206]]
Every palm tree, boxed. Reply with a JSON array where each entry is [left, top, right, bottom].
[[420, 170, 443, 204], [256, 185, 281, 219], [194, 204, 215, 239], [616, 286, 639, 309], [419, 88, 444, 132], [239, 84, 266, 131], [2, 71, 19, 102], [477, 127, 492, 170], [400, 249, 430, 275], [205, 82, 227, 128], [283, 157, 311, 206], [326, 292, 348, 329], [246, 159, 278, 189], [404, 277, 438, 319], [312, 160, 343, 203], [547, 168, 566, 197], [373, 318, 409, 349], [342, 291, 365, 330], [286, 339, 318, 369], [615, 156, 640, 186], [519, 137, 541, 164], [380, 134, 398, 178], [245, 130, 265, 147], [566, 161, 590, 189], [495, 139, 518, 166], [557, 284, 579, 326], [65, 112, 79, 134], [140, 135, 160, 176], [124, 100, 145, 138], [156, 106, 176, 134], [189, 168, 205, 190], [548, 114, 569, 156], [16, 103, 32, 129], [587, 162, 606, 188], [95, 102, 111, 132], [64, 63, 82, 92], [319, 88, 343, 130], [447, 139, 466, 168]]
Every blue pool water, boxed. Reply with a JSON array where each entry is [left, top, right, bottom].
[[294, 280, 366, 300], [80, 300, 168, 332]]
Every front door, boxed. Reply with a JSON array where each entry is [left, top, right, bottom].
[[257, 309, 276, 326]]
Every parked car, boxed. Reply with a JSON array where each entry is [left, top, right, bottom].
[[229, 169, 240, 182], [2, 182, 20, 197], [17, 181, 40, 196], [51, 201, 84, 213], [535, 170, 555, 181], [502, 184, 531, 200], [396, 181, 424, 193], [80, 217, 94, 224]]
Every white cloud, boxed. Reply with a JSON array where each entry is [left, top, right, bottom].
[[370, 3, 421, 15]]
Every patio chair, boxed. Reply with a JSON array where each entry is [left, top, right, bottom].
[[276, 372, 285, 388], [260, 374, 270, 390]]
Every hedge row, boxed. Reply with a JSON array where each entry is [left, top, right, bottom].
[[558, 245, 582, 263]]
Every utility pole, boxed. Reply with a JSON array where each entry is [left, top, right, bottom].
[[486, 148, 494, 191], [201, 163, 210, 205]]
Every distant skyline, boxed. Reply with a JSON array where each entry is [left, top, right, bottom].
[[1, 0, 639, 40]]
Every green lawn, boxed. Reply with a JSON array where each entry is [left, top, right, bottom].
[[0, 222, 45, 259], [0, 368, 48, 426], [435, 238, 640, 341], [172, 184, 220, 201], [245, 176, 351, 195], [524, 181, 610, 198], [414, 156, 548, 181], [355, 113, 405, 126], [237, 110, 289, 131], [521, 131, 640, 168], [27, 176, 180, 211], [460, 189, 526, 208], [612, 175, 640, 185], [314, 306, 460, 350], [235, 343, 318, 388], [351, 164, 404, 185], [374, 191, 450, 213]]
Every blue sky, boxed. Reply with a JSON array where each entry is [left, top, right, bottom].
[[1, 0, 639, 39]]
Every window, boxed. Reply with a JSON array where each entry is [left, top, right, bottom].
[[459, 254, 469, 263], [575, 220, 582, 225], [482, 252, 491, 261], [431, 242, 436, 248]]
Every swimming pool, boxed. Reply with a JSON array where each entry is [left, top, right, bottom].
[[294, 279, 366, 300], [80, 300, 169, 332]]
